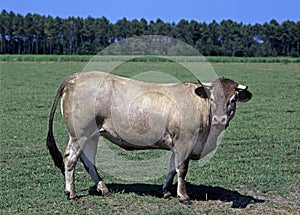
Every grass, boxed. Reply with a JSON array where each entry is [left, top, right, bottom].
[[0, 61, 299, 214], [1, 54, 300, 63]]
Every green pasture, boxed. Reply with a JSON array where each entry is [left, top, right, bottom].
[[0, 61, 299, 214], [1, 54, 300, 63]]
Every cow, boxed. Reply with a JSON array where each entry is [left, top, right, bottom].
[[46, 71, 252, 201]]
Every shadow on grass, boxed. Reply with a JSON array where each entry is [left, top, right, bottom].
[[88, 182, 264, 208]]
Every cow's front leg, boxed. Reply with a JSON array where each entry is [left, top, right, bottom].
[[163, 170, 176, 199], [176, 159, 190, 202], [163, 152, 176, 199]]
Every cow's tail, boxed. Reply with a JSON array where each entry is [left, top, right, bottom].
[[46, 74, 77, 176]]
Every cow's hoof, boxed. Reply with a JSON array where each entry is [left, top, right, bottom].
[[97, 181, 110, 197], [65, 190, 76, 200], [163, 192, 172, 199], [178, 194, 191, 204], [100, 188, 111, 197]]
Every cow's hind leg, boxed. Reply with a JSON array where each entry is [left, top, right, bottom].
[[163, 152, 176, 199], [64, 137, 81, 199], [80, 136, 110, 196]]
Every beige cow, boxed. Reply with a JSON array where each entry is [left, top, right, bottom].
[[46, 71, 252, 201]]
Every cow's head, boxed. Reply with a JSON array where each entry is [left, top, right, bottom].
[[195, 78, 252, 130]]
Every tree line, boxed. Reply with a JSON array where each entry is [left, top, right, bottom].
[[1, 10, 299, 57]]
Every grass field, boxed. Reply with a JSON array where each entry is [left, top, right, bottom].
[[1, 54, 300, 63], [0, 61, 299, 214]]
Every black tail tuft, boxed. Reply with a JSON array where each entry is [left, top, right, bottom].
[[47, 129, 65, 175]]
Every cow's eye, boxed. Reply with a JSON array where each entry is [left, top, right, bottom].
[[210, 95, 215, 103]]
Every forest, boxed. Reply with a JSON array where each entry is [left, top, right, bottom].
[[1, 10, 299, 57]]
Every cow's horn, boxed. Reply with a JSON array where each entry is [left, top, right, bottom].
[[198, 79, 211, 88], [237, 84, 248, 90], [202, 82, 211, 87]]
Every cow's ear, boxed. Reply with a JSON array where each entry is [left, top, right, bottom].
[[237, 90, 252, 102], [195, 87, 211, 99]]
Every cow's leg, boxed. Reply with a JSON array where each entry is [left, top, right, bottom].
[[80, 136, 110, 196], [163, 152, 176, 199], [64, 137, 81, 199], [176, 159, 190, 202]]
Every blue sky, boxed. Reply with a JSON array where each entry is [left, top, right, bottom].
[[1, 0, 299, 24]]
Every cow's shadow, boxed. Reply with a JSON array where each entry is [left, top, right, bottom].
[[88, 182, 264, 208]]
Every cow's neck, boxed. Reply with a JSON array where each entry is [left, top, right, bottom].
[[199, 106, 224, 157]]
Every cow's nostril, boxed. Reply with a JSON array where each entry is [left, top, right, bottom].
[[213, 116, 227, 124]]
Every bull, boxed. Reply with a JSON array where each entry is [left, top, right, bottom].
[[46, 71, 252, 201]]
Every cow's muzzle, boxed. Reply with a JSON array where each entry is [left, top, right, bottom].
[[212, 115, 228, 130]]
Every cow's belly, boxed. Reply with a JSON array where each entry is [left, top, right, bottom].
[[99, 128, 173, 151]]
